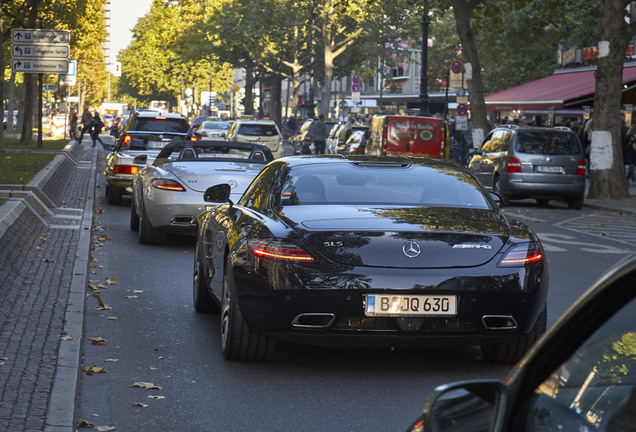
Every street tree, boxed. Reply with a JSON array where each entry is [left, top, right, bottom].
[[587, 0, 636, 199]]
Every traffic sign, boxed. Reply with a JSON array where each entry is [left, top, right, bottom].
[[451, 60, 463, 74], [60, 60, 77, 85], [12, 28, 70, 44], [352, 74, 360, 85], [456, 103, 469, 116], [352, 83, 361, 92], [12, 58, 69, 74], [12, 44, 69, 59]]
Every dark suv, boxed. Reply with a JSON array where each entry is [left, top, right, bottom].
[[469, 125, 586, 208], [104, 111, 193, 205]]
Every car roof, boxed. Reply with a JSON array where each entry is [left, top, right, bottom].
[[133, 111, 185, 119], [279, 154, 468, 170]]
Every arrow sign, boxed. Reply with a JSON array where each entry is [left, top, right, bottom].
[[12, 58, 69, 74], [12, 28, 70, 44], [12, 43, 69, 59]]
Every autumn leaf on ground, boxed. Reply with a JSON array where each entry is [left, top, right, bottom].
[[77, 419, 94, 428], [94, 427, 117, 432], [107, 316, 120, 320], [40, 237, 48, 241], [88, 284, 100, 293], [61, 336, 72, 341], [90, 279, 99, 283], [105, 278, 117, 285], [123, 295, 137, 299], [83, 363, 107, 375], [75, 254, 80, 259], [89, 337, 107, 345], [93, 294, 112, 310], [133, 403, 149, 408], [42, 258, 55, 263], [104, 359, 119, 362], [97, 235, 110, 242], [131, 382, 163, 390], [147, 395, 165, 400]]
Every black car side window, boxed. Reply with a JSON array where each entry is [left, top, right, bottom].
[[529, 296, 636, 431], [239, 165, 279, 211]]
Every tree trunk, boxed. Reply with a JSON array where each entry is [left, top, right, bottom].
[[20, 74, 35, 145], [587, 0, 634, 199], [451, 0, 488, 148], [243, 66, 255, 116], [7, 72, 17, 132]]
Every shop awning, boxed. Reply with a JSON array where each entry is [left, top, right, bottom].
[[485, 65, 636, 111]]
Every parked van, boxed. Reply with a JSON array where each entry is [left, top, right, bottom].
[[367, 115, 448, 159]]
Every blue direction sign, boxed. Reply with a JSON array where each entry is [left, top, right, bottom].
[[12, 28, 70, 45], [12, 44, 69, 59], [12, 59, 70, 74]]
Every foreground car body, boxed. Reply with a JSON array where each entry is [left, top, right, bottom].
[[408, 252, 636, 432], [194, 155, 548, 362], [130, 140, 272, 244]]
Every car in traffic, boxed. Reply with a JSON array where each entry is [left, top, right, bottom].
[[130, 140, 273, 244], [103, 111, 194, 205], [337, 129, 368, 155], [407, 251, 636, 432], [468, 125, 586, 208], [290, 119, 337, 154], [193, 155, 548, 362], [225, 119, 284, 158], [193, 120, 230, 140]]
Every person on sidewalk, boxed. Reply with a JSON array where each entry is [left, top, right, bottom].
[[626, 121, 636, 184], [312, 114, 327, 154], [89, 112, 105, 147], [69, 107, 78, 141], [78, 105, 93, 144]]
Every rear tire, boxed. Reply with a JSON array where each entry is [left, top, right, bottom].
[[568, 197, 584, 209], [481, 305, 547, 363], [193, 244, 219, 313], [221, 256, 276, 361], [138, 201, 166, 245], [107, 184, 122, 205]]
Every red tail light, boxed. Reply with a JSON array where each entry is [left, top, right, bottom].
[[507, 157, 521, 173], [576, 159, 586, 176], [498, 243, 543, 267], [250, 241, 314, 262], [151, 179, 186, 191], [190, 136, 198, 141], [113, 165, 138, 175], [155, 116, 167, 120], [123, 135, 132, 148]]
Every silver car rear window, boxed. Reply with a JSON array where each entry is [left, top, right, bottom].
[[515, 131, 581, 155]]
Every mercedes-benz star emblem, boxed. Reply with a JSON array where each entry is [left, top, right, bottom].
[[402, 241, 421, 258]]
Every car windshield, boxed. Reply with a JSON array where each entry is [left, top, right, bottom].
[[515, 131, 581, 155], [133, 118, 190, 133], [238, 124, 279, 136], [275, 163, 491, 208]]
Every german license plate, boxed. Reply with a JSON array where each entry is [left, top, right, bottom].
[[149, 141, 164, 149], [365, 294, 457, 317], [535, 165, 564, 174]]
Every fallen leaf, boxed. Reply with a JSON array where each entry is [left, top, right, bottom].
[[83, 363, 107, 375], [105, 278, 117, 285], [75, 254, 80, 259], [42, 258, 55, 263], [123, 295, 137, 299], [147, 395, 165, 400], [154, 347, 161, 351], [94, 427, 117, 432], [133, 403, 149, 408], [77, 419, 94, 428], [61, 336, 73, 341], [131, 382, 162, 390], [104, 359, 119, 362], [40, 237, 48, 241], [107, 316, 120, 320], [89, 337, 107, 345], [93, 294, 112, 310]]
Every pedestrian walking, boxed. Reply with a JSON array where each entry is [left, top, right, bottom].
[[78, 105, 93, 144], [90, 112, 105, 147], [312, 114, 327, 154], [68, 107, 78, 141], [625, 122, 636, 183]]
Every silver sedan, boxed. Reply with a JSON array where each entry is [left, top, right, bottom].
[[130, 140, 273, 244]]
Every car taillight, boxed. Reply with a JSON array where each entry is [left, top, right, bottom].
[[113, 165, 138, 175], [190, 136, 198, 141], [151, 179, 186, 191], [250, 241, 314, 262], [498, 242, 543, 267], [576, 159, 586, 176], [507, 157, 521, 173], [122, 135, 132, 148], [155, 116, 167, 120], [201, 131, 208, 137]]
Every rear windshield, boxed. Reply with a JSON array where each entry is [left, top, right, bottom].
[[274, 163, 491, 208], [203, 121, 229, 130], [515, 131, 581, 155], [133, 118, 190, 133], [238, 124, 279, 136]]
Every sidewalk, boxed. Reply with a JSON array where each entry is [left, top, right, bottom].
[[0, 140, 97, 431], [0, 149, 635, 431]]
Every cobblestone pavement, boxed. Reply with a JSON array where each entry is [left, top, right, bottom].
[[0, 143, 97, 432]]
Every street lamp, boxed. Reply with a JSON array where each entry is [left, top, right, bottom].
[[416, 4, 430, 116]]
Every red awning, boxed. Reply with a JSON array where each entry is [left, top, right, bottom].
[[484, 65, 636, 111]]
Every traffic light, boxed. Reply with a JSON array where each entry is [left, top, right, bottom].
[[55, 91, 62, 102]]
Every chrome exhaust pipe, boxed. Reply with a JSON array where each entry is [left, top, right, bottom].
[[482, 315, 518, 330], [292, 313, 336, 329]]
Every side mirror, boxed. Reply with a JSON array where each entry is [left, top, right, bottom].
[[408, 380, 505, 432], [489, 191, 503, 208], [133, 154, 148, 165], [204, 183, 233, 205]]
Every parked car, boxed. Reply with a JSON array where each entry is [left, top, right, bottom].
[[193, 155, 548, 362], [337, 129, 367, 155], [130, 140, 273, 244], [325, 123, 342, 154], [291, 118, 337, 154], [194, 120, 230, 140], [407, 251, 636, 432], [225, 119, 284, 158], [468, 125, 586, 208], [103, 111, 193, 205]]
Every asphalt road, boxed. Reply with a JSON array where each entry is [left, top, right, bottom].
[[77, 145, 636, 431]]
